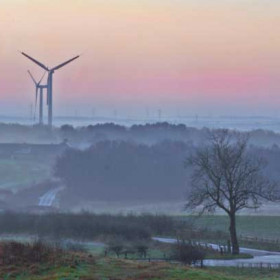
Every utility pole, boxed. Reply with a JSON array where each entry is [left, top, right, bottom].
[[29, 103, 33, 121], [158, 109, 162, 121]]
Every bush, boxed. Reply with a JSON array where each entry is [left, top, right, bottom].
[[135, 243, 148, 258], [108, 242, 124, 258], [0, 240, 62, 264], [173, 241, 205, 265]]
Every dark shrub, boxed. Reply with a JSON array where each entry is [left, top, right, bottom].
[[0, 241, 62, 265], [173, 241, 205, 265]]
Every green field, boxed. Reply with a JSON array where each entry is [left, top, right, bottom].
[[0, 158, 52, 192], [2, 257, 280, 280], [186, 215, 280, 239]]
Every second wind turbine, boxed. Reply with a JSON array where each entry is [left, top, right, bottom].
[[27, 70, 47, 125], [22, 52, 80, 127]]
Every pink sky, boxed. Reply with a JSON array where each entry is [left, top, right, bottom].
[[1, 0, 280, 117]]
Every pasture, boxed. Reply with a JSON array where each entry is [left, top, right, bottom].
[[0, 158, 51, 192], [187, 215, 280, 239], [1, 256, 280, 280]]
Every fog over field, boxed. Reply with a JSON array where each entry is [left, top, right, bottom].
[[1, 115, 280, 132], [2, 0, 280, 277], [0, 122, 278, 215]]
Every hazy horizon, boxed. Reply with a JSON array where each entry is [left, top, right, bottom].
[[2, 0, 280, 118]]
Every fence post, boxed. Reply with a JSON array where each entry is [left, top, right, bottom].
[[200, 259, 203, 268]]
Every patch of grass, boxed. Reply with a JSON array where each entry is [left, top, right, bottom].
[[1, 255, 280, 279], [205, 253, 253, 260], [91, 258, 280, 280], [0, 158, 51, 191], [4, 263, 91, 280], [186, 215, 280, 240], [209, 267, 280, 280], [88, 239, 252, 262], [175, 215, 280, 252]]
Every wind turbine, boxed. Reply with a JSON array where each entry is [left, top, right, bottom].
[[27, 70, 47, 125], [21, 52, 80, 127]]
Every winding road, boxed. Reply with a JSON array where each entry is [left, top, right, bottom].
[[153, 237, 280, 267]]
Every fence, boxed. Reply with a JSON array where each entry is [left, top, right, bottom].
[[237, 262, 280, 270], [239, 235, 280, 244]]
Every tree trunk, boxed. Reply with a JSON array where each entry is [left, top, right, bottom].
[[229, 213, 239, 254]]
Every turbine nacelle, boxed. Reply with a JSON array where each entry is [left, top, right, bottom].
[[21, 51, 80, 127]]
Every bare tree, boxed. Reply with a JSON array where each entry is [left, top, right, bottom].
[[186, 130, 279, 254]]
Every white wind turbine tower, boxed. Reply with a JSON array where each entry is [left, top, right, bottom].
[[27, 70, 47, 125], [21, 52, 80, 127]]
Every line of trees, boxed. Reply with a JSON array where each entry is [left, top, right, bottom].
[[0, 122, 280, 147], [54, 139, 280, 203], [0, 212, 177, 241], [54, 141, 191, 201]]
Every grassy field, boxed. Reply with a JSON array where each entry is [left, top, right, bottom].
[[174, 215, 280, 252], [0, 158, 51, 191], [184, 215, 280, 239], [85, 241, 253, 261], [2, 256, 280, 280]]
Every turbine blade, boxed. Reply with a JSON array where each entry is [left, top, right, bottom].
[[27, 70, 37, 85], [38, 71, 46, 85], [51, 55, 79, 71], [21, 52, 49, 71]]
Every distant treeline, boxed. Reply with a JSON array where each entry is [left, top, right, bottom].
[[54, 140, 280, 201], [54, 141, 191, 200], [0, 212, 177, 241], [0, 122, 280, 147]]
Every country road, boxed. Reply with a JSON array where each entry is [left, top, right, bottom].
[[38, 187, 64, 207], [153, 237, 280, 267]]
